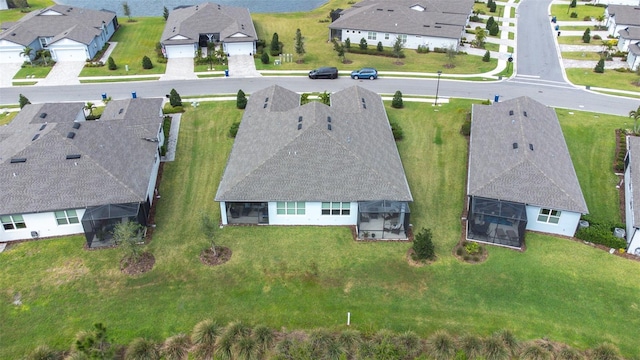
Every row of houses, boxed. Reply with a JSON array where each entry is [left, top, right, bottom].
[[606, 5, 640, 70]]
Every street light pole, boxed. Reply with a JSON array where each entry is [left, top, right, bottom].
[[434, 70, 442, 106]]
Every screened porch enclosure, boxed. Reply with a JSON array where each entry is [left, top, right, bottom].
[[358, 201, 410, 240], [467, 197, 526, 248], [226, 202, 269, 224], [81, 202, 149, 248]]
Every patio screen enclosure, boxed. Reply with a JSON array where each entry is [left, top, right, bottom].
[[81, 202, 149, 248], [467, 196, 526, 248], [357, 200, 410, 239]]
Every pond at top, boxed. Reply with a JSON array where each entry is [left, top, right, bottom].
[[54, 0, 328, 16]]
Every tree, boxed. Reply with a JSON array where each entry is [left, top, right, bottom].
[[270, 33, 280, 56], [113, 220, 144, 263], [260, 52, 269, 64], [163, 6, 169, 21], [391, 90, 403, 109], [359, 37, 368, 50], [392, 36, 404, 61], [489, 1, 497, 13], [446, 46, 458, 67], [344, 38, 351, 50], [294, 28, 305, 62], [483, 50, 491, 62], [319, 91, 330, 105], [596, 15, 605, 29], [19, 93, 31, 109], [19, 46, 33, 63], [570, 0, 577, 8], [236, 89, 247, 109], [474, 27, 487, 48], [169, 88, 182, 107], [629, 105, 640, 134], [107, 56, 117, 70], [485, 16, 495, 30], [413, 228, 435, 260], [201, 213, 218, 256], [74, 323, 113, 360], [125, 338, 160, 360], [582, 28, 591, 43], [37, 49, 51, 66], [122, 1, 132, 21], [332, 38, 346, 63], [142, 55, 153, 69], [489, 22, 499, 36], [377, 41, 383, 52], [594, 58, 605, 73], [84, 102, 96, 116]]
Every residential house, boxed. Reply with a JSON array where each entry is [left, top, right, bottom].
[[0, 5, 118, 63], [215, 85, 413, 240], [161, 2, 257, 59], [624, 136, 640, 255], [626, 41, 640, 70], [0, 98, 164, 248], [329, 0, 474, 51], [606, 5, 640, 37], [466, 97, 588, 249], [617, 26, 640, 52]]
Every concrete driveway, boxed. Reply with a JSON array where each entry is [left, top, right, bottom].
[[227, 55, 261, 77], [0, 63, 23, 88], [37, 61, 85, 86], [162, 57, 197, 80]]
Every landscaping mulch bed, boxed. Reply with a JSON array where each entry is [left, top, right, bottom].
[[120, 252, 155, 275], [453, 240, 489, 264], [406, 248, 436, 267], [200, 246, 232, 266]]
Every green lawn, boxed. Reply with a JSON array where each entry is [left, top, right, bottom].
[[550, 4, 605, 21], [557, 36, 606, 46], [566, 68, 640, 92], [0, 0, 54, 22], [1, 100, 639, 358], [13, 65, 53, 79], [562, 51, 602, 61]]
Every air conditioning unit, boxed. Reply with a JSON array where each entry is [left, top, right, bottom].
[[30, 231, 39, 239]]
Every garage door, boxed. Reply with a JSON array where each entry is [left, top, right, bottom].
[[0, 50, 24, 63], [53, 48, 87, 61], [226, 42, 253, 56], [165, 44, 194, 58]]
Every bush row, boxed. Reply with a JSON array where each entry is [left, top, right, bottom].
[[347, 47, 405, 59], [614, 129, 627, 172], [575, 215, 627, 249]]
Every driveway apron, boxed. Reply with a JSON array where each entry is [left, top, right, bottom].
[[37, 61, 85, 86], [0, 62, 22, 88], [162, 58, 198, 80], [227, 55, 261, 77]]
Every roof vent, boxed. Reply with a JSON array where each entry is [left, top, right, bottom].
[[118, 108, 124, 114], [72, 122, 81, 129], [377, 8, 383, 11], [297, 123, 302, 130], [10, 158, 26, 163], [298, 116, 303, 123], [361, 97, 365, 103], [328, 124, 332, 131], [66, 154, 81, 159], [67, 132, 76, 139], [423, 25, 430, 27], [388, 9, 394, 11], [512, 143, 518, 149], [39, 112, 47, 118], [523, 111, 528, 117], [241, 24, 244, 30], [509, 110, 514, 116], [263, 103, 268, 108], [265, 97, 269, 102], [434, 25, 441, 28], [327, 116, 331, 123], [32, 134, 40, 141], [529, 144, 534, 151], [39, 124, 47, 130], [363, 103, 367, 109]]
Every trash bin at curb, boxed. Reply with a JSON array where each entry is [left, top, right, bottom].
[[224, 69, 229, 77], [131, 91, 137, 99], [101, 93, 107, 100]]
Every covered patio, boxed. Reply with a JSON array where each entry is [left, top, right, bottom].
[[357, 200, 410, 240], [81, 202, 149, 248], [467, 197, 526, 248], [225, 202, 269, 225]]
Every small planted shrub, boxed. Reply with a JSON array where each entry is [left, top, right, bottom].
[[582, 28, 591, 43], [236, 89, 247, 109], [261, 52, 269, 65], [359, 37, 368, 50], [19, 93, 31, 109], [392, 90, 404, 109], [390, 121, 404, 140], [142, 55, 153, 69], [107, 56, 117, 70], [169, 88, 182, 107], [417, 44, 430, 53], [593, 34, 602, 40], [413, 228, 435, 261], [570, 12, 578, 18], [377, 41, 383, 52], [344, 38, 351, 50], [483, 50, 491, 62], [229, 121, 240, 138], [594, 59, 605, 73]]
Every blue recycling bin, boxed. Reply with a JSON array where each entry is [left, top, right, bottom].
[[552, 16, 556, 23], [224, 69, 229, 77], [555, 25, 560, 31], [101, 93, 107, 100], [131, 91, 137, 99], [494, 95, 499, 103]]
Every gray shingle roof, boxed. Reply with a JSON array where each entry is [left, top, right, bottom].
[[629, 41, 640, 55], [467, 97, 588, 214], [161, 2, 257, 45], [628, 137, 640, 228], [0, 5, 116, 46], [0, 98, 163, 216], [608, 5, 640, 27], [329, 0, 473, 39], [619, 26, 640, 40], [215, 85, 413, 203]]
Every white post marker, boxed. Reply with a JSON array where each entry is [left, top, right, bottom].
[[347, 312, 351, 326]]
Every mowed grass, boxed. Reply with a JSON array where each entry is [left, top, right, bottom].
[[1, 100, 640, 358], [79, 18, 166, 76], [562, 51, 602, 61], [566, 68, 640, 92], [0, 0, 54, 22], [550, 4, 605, 21]]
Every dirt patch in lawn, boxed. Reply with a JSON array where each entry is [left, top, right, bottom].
[[120, 252, 155, 275], [200, 246, 232, 266]]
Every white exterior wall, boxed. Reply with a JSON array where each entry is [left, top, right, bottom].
[[627, 229, 640, 255], [525, 205, 581, 237], [220, 202, 229, 225], [0, 209, 86, 242], [0, 39, 30, 63], [338, 29, 458, 50], [628, 51, 640, 70], [624, 159, 640, 254], [267, 201, 358, 226]]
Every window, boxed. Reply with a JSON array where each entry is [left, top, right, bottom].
[[385, 33, 390, 40], [368, 32, 377, 40], [55, 210, 79, 225], [322, 202, 351, 215], [1, 215, 26, 230], [398, 34, 407, 43], [537, 208, 561, 224], [276, 202, 305, 215]]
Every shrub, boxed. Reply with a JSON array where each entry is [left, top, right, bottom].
[[19, 93, 31, 109], [390, 121, 404, 140], [169, 88, 182, 107], [594, 59, 605, 73], [417, 44, 430, 53], [593, 34, 602, 40], [489, 22, 499, 36], [346, 47, 405, 58], [489, 1, 496, 12], [359, 38, 368, 50], [427, 331, 456, 360], [589, 343, 620, 360], [236, 89, 247, 109], [483, 50, 491, 62], [460, 334, 483, 359], [163, 104, 184, 114], [392, 90, 403, 109], [570, 12, 578, 18], [582, 28, 591, 43], [456, 247, 464, 256], [483, 335, 509, 360], [413, 228, 435, 260], [107, 56, 117, 70], [261, 52, 269, 64], [557, 346, 584, 360], [486, 16, 495, 30], [25, 345, 61, 360], [520, 344, 551, 360], [461, 119, 471, 136], [270, 33, 281, 56], [583, 16, 591, 21], [125, 338, 160, 360], [465, 241, 480, 255], [142, 55, 153, 69], [344, 38, 351, 50], [377, 41, 383, 52], [570, 0, 577, 7], [575, 217, 627, 250]]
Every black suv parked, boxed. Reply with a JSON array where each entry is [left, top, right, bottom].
[[309, 67, 339, 79]]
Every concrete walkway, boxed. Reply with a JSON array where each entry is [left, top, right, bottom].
[[37, 61, 84, 86], [98, 42, 117, 64]]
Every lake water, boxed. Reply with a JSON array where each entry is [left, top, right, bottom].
[[54, 0, 328, 16]]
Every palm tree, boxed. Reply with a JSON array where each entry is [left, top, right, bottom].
[[20, 46, 33, 63], [191, 319, 221, 360], [84, 102, 96, 117], [37, 49, 51, 66], [629, 105, 640, 134]]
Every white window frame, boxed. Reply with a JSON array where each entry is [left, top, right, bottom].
[[537, 208, 561, 224], [368, 32, 377, 40], [1, 214, 26, 230], [398, 34, 407, 44], [385, 33, 390, 40], [276, 202, 305, 215], [55, 210, 79, 225], [322, 202, 351, 216]]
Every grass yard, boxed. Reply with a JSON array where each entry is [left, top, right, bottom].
[[0, 0, 54, 22], [566, 68, 640, 92], [79, 18, 166, 77], [12, 65, 53, 79], [1, 100, 639, 359], [562, 51, 603, 61], [557, 36, 606, 46], [550, 4, 605, 21]]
